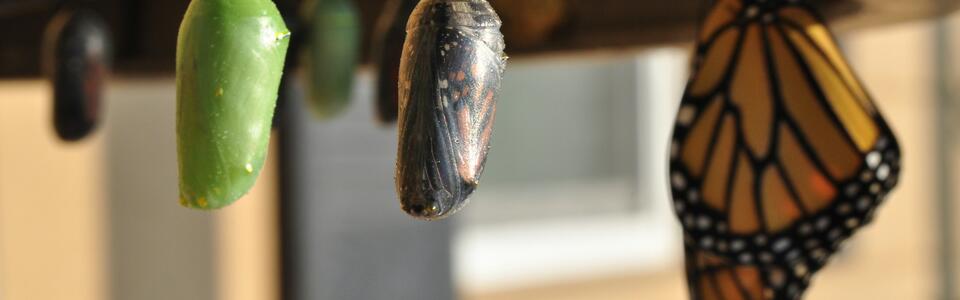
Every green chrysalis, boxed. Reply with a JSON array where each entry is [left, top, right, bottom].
[[302, 0, 361, 119], [176, 0, 290, 209]]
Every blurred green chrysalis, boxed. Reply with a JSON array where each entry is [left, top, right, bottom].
[[176, 0, 290, 209], [302, 0, 361, 119]]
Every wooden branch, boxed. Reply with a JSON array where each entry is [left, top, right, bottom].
[[0, 0, 955, 77]]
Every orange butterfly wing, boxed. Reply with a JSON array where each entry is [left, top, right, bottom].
[[670, 0, 901, 284], [685, 241, 810, 300]]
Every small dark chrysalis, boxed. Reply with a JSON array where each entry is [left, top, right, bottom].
[[43, 9, 112, 142], [372, 0, 419, 123], [396, 0, 507, 220]]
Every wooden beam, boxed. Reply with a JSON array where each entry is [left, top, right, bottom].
[[0, 0, 955, 77]]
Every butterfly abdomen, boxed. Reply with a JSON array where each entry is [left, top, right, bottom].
[[396, 0, 506, 220]]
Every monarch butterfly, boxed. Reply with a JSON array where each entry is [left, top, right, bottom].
[[43, 9, 111, 142], [302, 0, 360, 119], [395, 0, 507, 220], [176, 0, 290, 209], [670, 0, 901, 297], [373, 0, 419, 123]]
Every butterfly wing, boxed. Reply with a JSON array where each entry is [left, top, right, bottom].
[[685, 241, 812, 300], [670, 0, 901, 270], [396, 0, 506, 220]]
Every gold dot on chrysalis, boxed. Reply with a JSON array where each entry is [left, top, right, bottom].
[[245, 163, 254, 174], [197, 197, 209, 209]]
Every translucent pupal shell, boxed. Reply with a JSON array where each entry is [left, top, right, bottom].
[[395, 0, 507, 220]]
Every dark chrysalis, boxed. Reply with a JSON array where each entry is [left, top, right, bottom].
[[396, 0, 507, 220], [43, 9, 112, 142], [372, 0, 419, 123]]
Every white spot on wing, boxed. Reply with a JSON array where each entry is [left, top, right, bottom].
[[671, 172, 687, 189], [877, 164, 890, 180], [677, 105, 697, 126], [866, 151, 881, 169]]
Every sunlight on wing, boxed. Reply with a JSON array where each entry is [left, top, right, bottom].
[[785, 26, 878, 152], [768, 25, 862, 179], [779, 7, 875, 114]]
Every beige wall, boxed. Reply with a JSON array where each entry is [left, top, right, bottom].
[[0, 80, 279, 300], [216, 141, 281, 300], [0, 80, 108, 300]]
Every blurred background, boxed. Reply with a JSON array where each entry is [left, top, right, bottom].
[[1, 0, 959, 299]]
